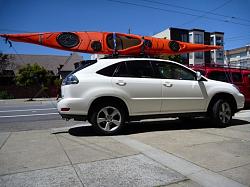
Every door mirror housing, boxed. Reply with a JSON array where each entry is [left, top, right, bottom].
[[196, 71, 202, 81]]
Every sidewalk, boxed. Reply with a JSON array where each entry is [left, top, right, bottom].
[[0, 127, 189, 187], [1, 118, 250, 187]]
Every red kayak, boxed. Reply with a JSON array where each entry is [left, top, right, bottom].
[[0, 31, 221, 56]]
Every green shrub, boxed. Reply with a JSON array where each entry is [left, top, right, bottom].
[[0, 90, 15, 99]]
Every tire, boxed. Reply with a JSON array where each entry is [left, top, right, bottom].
[[89, 102, 125, 135], [211, 99, 232, 127]]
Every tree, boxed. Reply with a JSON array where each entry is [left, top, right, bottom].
[[0, 53, 14, 73], [16, 63, 52, 87]]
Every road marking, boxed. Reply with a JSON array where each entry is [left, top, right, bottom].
[[113, 136, 246, 187], [0, 113, 59, 118], [0, 108, 57, 113]]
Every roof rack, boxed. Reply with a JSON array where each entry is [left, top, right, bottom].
[[101, 54, 155, 59]]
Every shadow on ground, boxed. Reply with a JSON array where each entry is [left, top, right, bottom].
[[68, 117, 249, 137]]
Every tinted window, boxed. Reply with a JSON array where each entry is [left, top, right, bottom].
[[126, 61, 154, 78], [208, 71, 231, 82], [71, 60, 97, 74], [114, 62, 130, 77], [114, 60, 154, 78], [97, 63, 118, 77], [153, 61, 195, 80], [231, 73, 243, 82]]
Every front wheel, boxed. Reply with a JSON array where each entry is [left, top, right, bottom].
[[211, 99, 232, 127], [89, 102, 125, 135]]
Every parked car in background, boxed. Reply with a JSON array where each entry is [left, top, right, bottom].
[[57, 58, 245, 135], [191, 66, 250, 106]]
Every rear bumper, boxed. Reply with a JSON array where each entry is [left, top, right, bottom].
[[57, 98, 89, 117], [59, 113, 87, 121]]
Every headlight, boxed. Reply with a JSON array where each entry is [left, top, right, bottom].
[[62, 74, 79, 86]]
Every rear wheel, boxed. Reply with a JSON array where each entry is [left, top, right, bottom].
[[89, 102, 125, 135], [211, 99, 232, 127]]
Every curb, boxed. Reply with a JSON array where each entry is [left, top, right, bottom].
[[0, 98, 57, 104]]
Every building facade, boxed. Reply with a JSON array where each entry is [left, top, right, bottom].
[[154, 27, 224, 66], [224, 45, 250, 68]]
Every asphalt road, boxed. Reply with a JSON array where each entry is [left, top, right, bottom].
[[0, 100, 80, 132], [1, 99, 249, 133]]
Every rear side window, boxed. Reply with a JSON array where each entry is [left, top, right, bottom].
[[72, 60, 97, 74], [97, 63, 119, 77]]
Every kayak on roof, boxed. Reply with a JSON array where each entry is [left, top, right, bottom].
[[0, 31, 221, 56]]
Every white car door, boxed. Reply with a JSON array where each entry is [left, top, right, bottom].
[[112, 60, 162, 115], [152, 60, 207, 113]]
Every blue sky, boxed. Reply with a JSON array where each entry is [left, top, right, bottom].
[[0, 0, 250, 59]]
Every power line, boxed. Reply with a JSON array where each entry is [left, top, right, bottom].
[[178, 0, 233, 27], [141, 0, 250, 23], [107, 0, 250, 27]]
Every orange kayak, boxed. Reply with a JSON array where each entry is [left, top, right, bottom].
[[0, 31, 221, 55]]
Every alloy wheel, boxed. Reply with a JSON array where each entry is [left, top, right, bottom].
[[218, 102, 231, 124], [96, 106, 122, 132]]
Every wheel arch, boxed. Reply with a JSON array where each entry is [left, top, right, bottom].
[[88, 96, 129, 121], [207, 93, 237, 114]]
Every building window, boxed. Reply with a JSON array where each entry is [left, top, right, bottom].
[[194, 34, 203, 44], [181, 34, 188, 42], [189, 52, 193, 59], [216, 50, 223, 60], [189, 33, 193, 43], [211, 51, 214, 61], [216, 36, 223, 46], [210, 36, 214, 45], [195, 52, 203, 59]]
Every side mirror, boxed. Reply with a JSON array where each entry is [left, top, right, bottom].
[[196, 71, 202, 81]]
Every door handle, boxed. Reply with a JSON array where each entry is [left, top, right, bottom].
[[163, 82, 173, 87], [116, 82, 127, 86]]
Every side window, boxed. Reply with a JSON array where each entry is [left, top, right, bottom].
[[231, 73, 243, 82], [114, 60, 155, 78], [208, 71, 231, 83], [114, 62, 130, 77], [126, 60, 154, 78], [153, 61, 196, 80], [96, 63, 119, 77]]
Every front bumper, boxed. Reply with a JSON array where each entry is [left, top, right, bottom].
[[236, 93, 245, 110]]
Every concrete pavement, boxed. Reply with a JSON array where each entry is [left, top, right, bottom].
[[0, 110, 250, 186]]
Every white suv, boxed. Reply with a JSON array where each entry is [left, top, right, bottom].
[[57, 58, 245, 135]]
